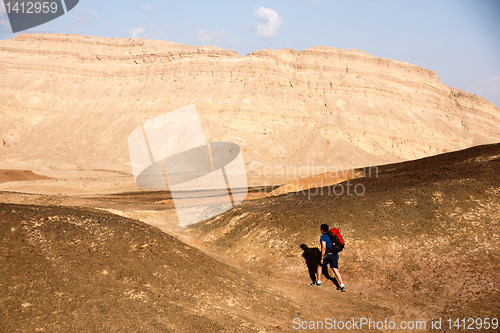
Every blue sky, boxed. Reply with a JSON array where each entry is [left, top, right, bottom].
[[1, 0, 499, 106]]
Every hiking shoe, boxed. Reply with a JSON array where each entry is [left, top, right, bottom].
[[340, 286, 346, 292], [309, 281, 321, 286]]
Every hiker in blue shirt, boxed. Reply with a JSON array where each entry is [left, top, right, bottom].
[[310, 223, 345, 291]]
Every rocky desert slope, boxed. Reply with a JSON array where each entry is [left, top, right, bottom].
[[0, 204, 304, 332], [1, 144, 498, 332], [0, 33, 499, 186], [188, 143, 500, 321]]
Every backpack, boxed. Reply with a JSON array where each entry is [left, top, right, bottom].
[[327, 228, 345, 254]]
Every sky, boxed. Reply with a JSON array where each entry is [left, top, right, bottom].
[[1, 0, 499, 107]]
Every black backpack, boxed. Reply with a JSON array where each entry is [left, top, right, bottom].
[[327, 230, 344, 254]]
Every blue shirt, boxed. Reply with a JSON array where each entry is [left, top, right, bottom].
[[320, 233, 332, 248]]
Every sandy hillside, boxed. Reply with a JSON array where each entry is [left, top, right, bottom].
[[0, 33, 499, 188], [0, 204, 304, 332], [188, 143, 500, 321], [1, 144, 498, 332]]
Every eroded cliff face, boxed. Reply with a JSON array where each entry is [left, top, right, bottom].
[[0, 33, 498, 183]]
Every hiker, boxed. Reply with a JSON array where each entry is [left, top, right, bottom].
[[310, 223, 345, 291]]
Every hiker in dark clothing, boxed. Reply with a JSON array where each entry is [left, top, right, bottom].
[[309, 223, 345, 291]]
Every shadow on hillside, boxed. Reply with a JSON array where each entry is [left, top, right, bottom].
[[300, 244, 340, 288]]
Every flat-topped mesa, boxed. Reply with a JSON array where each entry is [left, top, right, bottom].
[[2, 33, 240, 63], [0, 33, 498, 183]]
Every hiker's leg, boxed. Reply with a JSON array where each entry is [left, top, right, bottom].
[[316, 264, 322, 282], [332, 268, 343, 286], [330, 254, 344, 286], [327, 265, 340, 288]]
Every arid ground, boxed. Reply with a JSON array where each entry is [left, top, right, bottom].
[[1, 144, 499, 332]]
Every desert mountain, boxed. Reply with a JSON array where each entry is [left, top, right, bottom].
[[0, 33, 499, 186]]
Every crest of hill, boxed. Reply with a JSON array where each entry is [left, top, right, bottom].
[[0, 203, 300, 332]]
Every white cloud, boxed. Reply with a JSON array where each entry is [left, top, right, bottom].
[[253, 6, 284, 38], [129, 27, 145, 39], [195, 28, 227, 44], [141, 5, 151, 11]]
